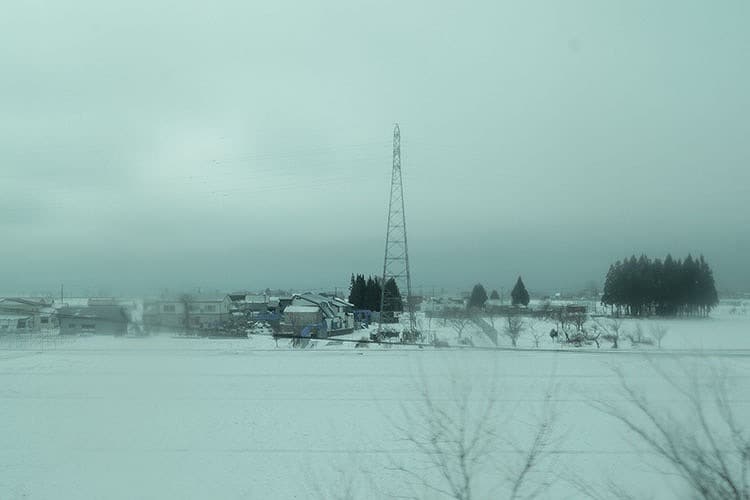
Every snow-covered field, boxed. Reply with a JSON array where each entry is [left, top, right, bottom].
[[414, 302, 750, 351], [1, 304, 749, 499]]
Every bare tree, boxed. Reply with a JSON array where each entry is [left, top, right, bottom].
[[417, 315, 436, 344], [311, 458, 362, 500], [626, 322, 654, 347], [504, 315, 525, 347], [486, 308, 497, 330], [602, 318, 623, 348], [570, 311, 587, 332], [449, 317, 473, 339], [594, 359, 750, 500], [649, 323, 668, 348], [547, 306, 573, 334], [527, 319, 543, 348], [387, 377, 495, 500], [503, 387, 558, 500], [383, 367, 559, 500]]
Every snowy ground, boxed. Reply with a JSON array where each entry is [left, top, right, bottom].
[[1, 304, 749, 499]]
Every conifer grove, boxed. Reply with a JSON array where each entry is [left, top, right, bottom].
[[601, 254, 718, 317]]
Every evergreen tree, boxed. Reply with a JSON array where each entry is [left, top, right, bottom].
[[347, 274, 357, 306], [490, 289, 500, 300], [347, 274, 368, 309], [364, 276, 382, 312], [600, 254, 718, 317], [662, 254, 679, 315], [511, 277, 530, 306], [356, 274, 367, 308], [654, 255, 666, 315], [697, 255, 719, 316], [602, 262, 622, 315], [383, 278, 403, 313], [468, 283, 488, 309]]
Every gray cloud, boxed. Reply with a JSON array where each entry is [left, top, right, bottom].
[[1, 1, 749, 295]]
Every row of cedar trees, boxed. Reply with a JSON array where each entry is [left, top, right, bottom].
[[601, 254, 718, 317], [468, 277, 531, 308], [349, 276, 531, 312], [347, 274, 403, 312]]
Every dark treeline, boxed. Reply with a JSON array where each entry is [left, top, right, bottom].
[[347, 274, 403, 312], [601, 254, 718, 317]]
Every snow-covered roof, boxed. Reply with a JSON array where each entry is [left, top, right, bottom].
[[188, 296, 228, 303], [331, 297, 355, 308], [0, 297, 52, 308], [0, 314, 32, 320], [284, 305, 320, 314], [88, 297, 117, 306], [150, 296, 228, 304], [57, 298, 89, 307]]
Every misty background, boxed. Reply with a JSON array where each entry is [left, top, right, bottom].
[[1, 1, 748, 296]]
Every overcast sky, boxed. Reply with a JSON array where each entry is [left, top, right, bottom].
[[1, 1, 748, 297]]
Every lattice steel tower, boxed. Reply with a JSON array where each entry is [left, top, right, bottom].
[[379, 123, 417, 333]]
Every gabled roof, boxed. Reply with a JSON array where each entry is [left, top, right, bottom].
[[291, 294, 337, 319], [59, 305, 126, 322], [88, 297, 117, 306], [0, 297, 52, 308], [245, 295, 267, 303], [331, 297, 355, 308], [189, 296, 229, 303]]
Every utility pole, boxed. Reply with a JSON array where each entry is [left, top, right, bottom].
[[379, 124, 417, 334]]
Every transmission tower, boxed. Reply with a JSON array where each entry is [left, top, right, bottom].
[[379, 123, 417, 334]]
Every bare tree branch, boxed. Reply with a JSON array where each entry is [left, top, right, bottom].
[[593, 358, 750, 500], [504, 314, 524, 348], [377, 361, 558, 500]]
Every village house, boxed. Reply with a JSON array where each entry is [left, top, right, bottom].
[[284, 293, 355, 337], [0, 297, 56, 332], [0, 314, 33, 333], [227, 293, 270, 315], [58, 298, 129, 335], [144, 295, 231, 333]]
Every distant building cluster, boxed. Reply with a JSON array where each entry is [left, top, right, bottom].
[[0, 296, 132, 336], [0, 291, 359, 339]]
